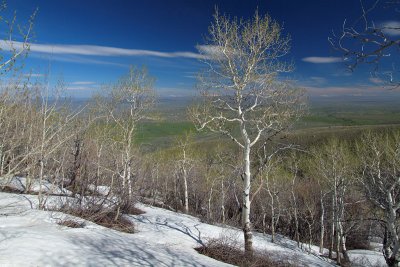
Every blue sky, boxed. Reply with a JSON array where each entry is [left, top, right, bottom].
[[1, 0, 398, 98]]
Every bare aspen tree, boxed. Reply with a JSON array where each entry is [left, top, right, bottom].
[[175, 132, 194, 214], [317, 180, 329, 255], [311, 139, 354, 264], [330, 0, 400, 86], [190, 9, 305, 255], [262, 155, 284, 243], [0, 77, 83, 205], [298, 178, 319, 253], [214, 147, 231, 223], [0, 2, 35, 185], [304, 150, 330, 254], [358, 131, 400, 267], [288, 155, 301, 247], [33, 79, 86, 208], [99, 66, 155, 201]]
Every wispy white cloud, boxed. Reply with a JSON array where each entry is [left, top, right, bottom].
[[369, 77, 383, 84], [196, 45, 224, 58], [24, 73, 43, 77], [299, 76, 328, 87], [0, 40, 204, 59], [66, 86, 97, 91], [67, 81, 98, 91], [331, 70, 352, 77], [302, 57, 342, 64], [381, 21, 400, 36], [310, 76, 327, 85], [46, 54, 128, 67], [71, 81, 96, 85]]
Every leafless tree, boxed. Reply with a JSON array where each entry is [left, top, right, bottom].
[[311, 139, 354, 264], [97, 66, 155, 201], [190, 9, 305, 255], [260, 154, 285, 243], [358, 131, 400, 267], [330, 0, 400, 86], [175, 132, 195, 214], [33, 79, 86, 208]]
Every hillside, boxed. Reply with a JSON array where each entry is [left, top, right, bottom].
[[0, 189, 385, 267]]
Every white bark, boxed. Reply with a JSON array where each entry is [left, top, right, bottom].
[[292, 176, 300, 247], [183, 166, 189, 214], [190, 9, 305, 256], [243, 141, 253, 253], [221, 179, 225, 223], [319, 194, 325, 254]]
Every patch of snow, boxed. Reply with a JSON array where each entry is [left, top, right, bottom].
[[348, 249, 386, 267], [87, 184, 110, 196], [0, 192, 232, 267], [131, 203, 335, 267], [0, 192, 384, 267], [0, 176, 72, 195]]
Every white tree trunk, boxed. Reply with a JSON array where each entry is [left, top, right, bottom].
[[208, 182, 213, 220], [183, 166, 189, 214], [329, 194, 335, 259], [38, 159, 44, 209], [127, 162, 132, 200], [320, 196, 325, 254], [221, 179, 225, 224], [384, 191, 400, 267], [291, 178, 300, 247], [243, 142, 253, 256], [270, 193, 276, 243]]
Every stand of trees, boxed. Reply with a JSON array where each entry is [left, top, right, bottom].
[[1, 3, 400, 266], [137, 129, 400, 266]]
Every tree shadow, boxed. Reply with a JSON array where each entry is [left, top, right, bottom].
[[156, 221, 205, 247]]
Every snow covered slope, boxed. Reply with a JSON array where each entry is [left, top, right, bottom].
[[0, 192, 384, 266]]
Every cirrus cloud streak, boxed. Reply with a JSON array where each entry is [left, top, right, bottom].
[[0, 40, 205, 59], [302, 56, 342, 64], [381, 21, 400, 36]]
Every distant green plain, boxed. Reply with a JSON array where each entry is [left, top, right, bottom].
[[134, 96, 400, 149]]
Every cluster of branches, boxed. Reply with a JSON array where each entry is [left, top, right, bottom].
[[0, 1, 36, 74], [330, 0, 400, 87]]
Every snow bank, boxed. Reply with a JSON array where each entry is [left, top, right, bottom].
[[87, 184, 110, 196], [0, 192, 232, 267], [0, 176, 72, 195], [0, 191, 385, 267], [348, 250, 386, 267]]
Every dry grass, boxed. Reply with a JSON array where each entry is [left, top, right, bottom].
[[0, 186, 23, 194], [57, 219, 85, 228], [58, 204, 138, 234], [195, 233, 293, 267]]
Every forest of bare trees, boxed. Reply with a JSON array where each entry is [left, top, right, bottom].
[[0, 1, 400, 267], [1, 74, 397, 265]]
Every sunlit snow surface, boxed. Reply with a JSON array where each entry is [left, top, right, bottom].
[[0, 191, 385, 267]]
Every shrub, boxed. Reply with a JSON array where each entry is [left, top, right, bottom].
[[58, 203, 137, 234], [57, 219, 85, 228], [195, 232, 293, 267]]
